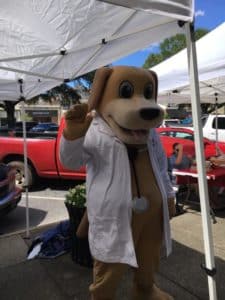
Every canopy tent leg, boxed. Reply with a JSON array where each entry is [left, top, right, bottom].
[[185, 22, 217, 300], [21, 100, 30, 238], [214, 94, 219, 153]]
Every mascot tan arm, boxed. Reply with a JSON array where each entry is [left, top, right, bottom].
[[63, 103, 91, 238], [63, 103, 92, 141], [63, 68, 112, 238]]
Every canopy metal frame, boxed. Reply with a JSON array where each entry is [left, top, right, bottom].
[[185, 22, 217, 299]]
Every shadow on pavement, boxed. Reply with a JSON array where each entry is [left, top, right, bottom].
[[0, 206, 47, 235], [0, 223, 224, 300], [159, 239, 225, 300], [180, 201, 225, 220], [29, 178, 84, 192]]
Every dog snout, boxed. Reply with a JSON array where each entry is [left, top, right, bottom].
[[139, 108, 160, 120]]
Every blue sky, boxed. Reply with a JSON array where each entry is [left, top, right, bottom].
[[112, 0, 225, 67]]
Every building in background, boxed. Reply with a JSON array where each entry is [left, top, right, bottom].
[[16, 97, 88, 125]]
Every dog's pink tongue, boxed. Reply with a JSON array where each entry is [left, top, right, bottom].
[[131, 130, 148, 140]]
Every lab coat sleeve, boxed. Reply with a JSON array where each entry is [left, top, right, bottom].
[[153, 130, 175, 199], [59, 135, 85, 170]]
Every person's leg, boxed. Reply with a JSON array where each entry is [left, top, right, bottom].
[[89, 259, 127, 300], [131, 220, 163, 299], [132, 227, 173, 300], [131, 202, 173, 300], [208, 186, 225, 210]]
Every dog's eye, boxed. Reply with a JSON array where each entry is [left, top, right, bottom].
[[119, 81, 134, 98], [144, 83, 154, 99]]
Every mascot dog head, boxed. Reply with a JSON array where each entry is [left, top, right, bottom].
[[88, 66, 164, 145]]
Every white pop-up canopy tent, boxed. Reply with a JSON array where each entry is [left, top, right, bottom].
[[0, 1, 218, 299], [0, 0, 191, 238], [0, 0, 193, 101], [152, 21, 225, 105]]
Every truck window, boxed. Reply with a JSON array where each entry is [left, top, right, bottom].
[[212, 117, 225, 129], [175, 132, 193, 140]]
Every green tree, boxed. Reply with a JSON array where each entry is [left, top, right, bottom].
[[29, 83, 82, 108], [143, 53, 163, 69], [201, 102, 225, 115], [143, 28, 209, 69], [0, 100, 20, 128]]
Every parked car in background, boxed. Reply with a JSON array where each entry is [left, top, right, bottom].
[[159, 119, 182, 128], [29, 122, 58, 133], [0, 118, 85, 188], [1, 118, 224, 189], [156, 127, 225, 158], [0, 163, 22, 216], [201, 114, 225, 142], [43, 125, 59, 134], [0, 122, 38, 137], [14, 121, 38, 132]]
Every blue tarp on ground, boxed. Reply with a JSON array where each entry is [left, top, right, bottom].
[[27, 220, 72, 259]]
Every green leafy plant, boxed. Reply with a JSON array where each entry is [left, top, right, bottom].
[[65, 183, 86, 208]]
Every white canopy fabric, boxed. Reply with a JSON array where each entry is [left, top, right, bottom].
[[0, 0, 193, 101], [151, 22, 225, 104], [99, 0, 194, 21]]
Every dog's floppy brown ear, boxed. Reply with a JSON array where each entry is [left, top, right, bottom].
[[149, 70, 158, 101], [88, 67, 113, 111]]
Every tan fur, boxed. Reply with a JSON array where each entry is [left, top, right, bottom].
[[90, 66, 164, 144], [63, 66, 175, 299]]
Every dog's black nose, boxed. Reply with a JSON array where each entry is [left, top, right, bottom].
[[140, 108, 160, 120]]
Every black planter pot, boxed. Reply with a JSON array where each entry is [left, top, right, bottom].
[[65, 203, 93, 268]]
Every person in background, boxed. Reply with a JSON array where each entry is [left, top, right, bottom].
[[210, 145, 225, 167], [181, 114, 192, 125], [168, 143, 192, 172], [168, 143, 192, 215], [209, 146, 225, 208], [170, 143, 225, 212]]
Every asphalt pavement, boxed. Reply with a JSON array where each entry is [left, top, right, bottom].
[[0, 206, 225, 300], [0, 178, 77, 235]]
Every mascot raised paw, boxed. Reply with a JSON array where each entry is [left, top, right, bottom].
[[60, 66, 175, 300]]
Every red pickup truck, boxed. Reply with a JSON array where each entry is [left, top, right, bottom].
[[0, 118, 85, 188], [1, 118, 222, 188]]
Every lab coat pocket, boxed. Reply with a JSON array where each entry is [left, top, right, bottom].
[[92, 217, 118, 251]]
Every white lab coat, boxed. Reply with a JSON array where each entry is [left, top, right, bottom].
[[60, 116, 175, 267]]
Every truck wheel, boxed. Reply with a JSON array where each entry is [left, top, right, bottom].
[[7, 161, 34, 189]]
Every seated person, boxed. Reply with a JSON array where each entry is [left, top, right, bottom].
[[209, 147, 225, 209], [209, 147, 225, 167], [168, 143, 192, 214], [168, 143, 192, 172]]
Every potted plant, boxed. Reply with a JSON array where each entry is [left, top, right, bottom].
[[65, 183, 92, 268], [65, 183, 86, 208]]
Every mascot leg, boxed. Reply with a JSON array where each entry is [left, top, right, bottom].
[[131, 204, 173, 300], [89, 260, 127, 300]]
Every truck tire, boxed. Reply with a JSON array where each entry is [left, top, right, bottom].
[[7, 161, 34, 189]]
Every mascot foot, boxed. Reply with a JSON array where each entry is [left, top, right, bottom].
[[149, 284, 174, 300]]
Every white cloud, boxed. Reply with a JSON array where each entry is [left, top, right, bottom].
[[195, 9, 205, 17]]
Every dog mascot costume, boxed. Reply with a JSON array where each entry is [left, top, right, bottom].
[[60, 66, 176, 300]]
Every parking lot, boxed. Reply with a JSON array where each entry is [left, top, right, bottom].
[[1, 201, 225, 299], [0, 178, 79, 235]]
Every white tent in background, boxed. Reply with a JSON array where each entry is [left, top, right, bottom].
[[0, 1, 218, 299], [152, 22, 225, 105]]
